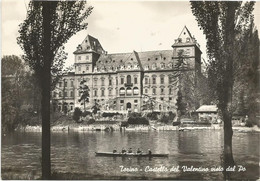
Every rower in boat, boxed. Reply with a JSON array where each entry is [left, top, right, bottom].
[[113, 147, 117, 153], [121, 148, 126, 154], [136, 148, 142, 154], [148, 149, 152, 156]]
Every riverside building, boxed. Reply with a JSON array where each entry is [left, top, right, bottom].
[[52, 26, 202, 113]]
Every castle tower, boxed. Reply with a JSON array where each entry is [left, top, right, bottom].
[[73, 35, 105, 74], [172, 26, 202, 74]]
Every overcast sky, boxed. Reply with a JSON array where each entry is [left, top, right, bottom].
[[1, 0, 260, 67]]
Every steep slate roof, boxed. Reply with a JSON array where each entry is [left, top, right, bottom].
[[196, 105, 218, 113], [138, 50, 174, 71], [95, 50, 176, 72], [73, 35, 105, 54]]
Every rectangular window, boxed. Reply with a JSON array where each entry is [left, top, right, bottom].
[[121, 78, 124, 84], [120, 100, 124, 103], [94, 90, 97, 97], [78, 91, 80, 96], [70, 91, 73, 97], [109, 79, 112, 86], [145, 89, 148, 94], [168, 76, 172, 84], [78, 66, 81, 71], [78, 56, 81, 60], [145, 78, 148, 84], [153, 77, 156, 84], [86, 66, 89, 71], [64, 91, 67, 97], [134, 100, 138, 103], [101, 79, 105, 86], [153, 88, 156, 95], [94, 79, 97, 85], [160, 77, 164, 84], [109, 89, 112, 95], [101, 90, 105, 96], [169, 88, 172, 95], [64, 81, 67, 87], [169, 97, 172, 101], [134, 77, 137, 84], [59, 82, 62, 87], [86, 55, 89, 60], [71, 80, 73, 87], [160, 97, 164, 101]]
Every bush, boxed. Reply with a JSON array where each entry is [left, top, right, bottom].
[[102, 112, 121, 117], [160, 115, 170, 124], [87, 118, 95, 124], [73, 107, 82, 122], [147, 112, 160, 120], [127, 116, 149, 125], [121, 121, 129, 127], [82, 111, 92, 117]]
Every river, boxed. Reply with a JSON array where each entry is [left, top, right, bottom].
[[1, 130, 259, 180]]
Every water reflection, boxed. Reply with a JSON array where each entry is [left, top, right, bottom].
[[1, 130, 259, 180]]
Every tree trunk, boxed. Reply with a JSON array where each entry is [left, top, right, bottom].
[[222, 108, 235, 179], [41, 2, 56, 179]]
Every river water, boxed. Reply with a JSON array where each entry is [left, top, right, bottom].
[[1, 130, 259, 180]]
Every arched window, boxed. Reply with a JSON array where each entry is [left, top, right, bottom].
[[133, 87, 139, 95], [126, 87, 132, 96], [119, 87, 125, 96], [127, 75, 131, 84]]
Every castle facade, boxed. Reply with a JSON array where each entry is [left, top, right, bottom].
[[52, 26, 202, 113]]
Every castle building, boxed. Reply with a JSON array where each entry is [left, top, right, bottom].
[[52, 26, 202, 113]]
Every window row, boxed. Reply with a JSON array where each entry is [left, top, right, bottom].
[[53, 91, 74, 98], [144, 63, 174, 70], [77, 65, 90, 73], [144, 76, 174, 84], [119, 87, 139, 96], [59, 80, 74, 88], [94, 64, 140, 72], [144, 88, 173, 95], [77, 55, 89, 61]]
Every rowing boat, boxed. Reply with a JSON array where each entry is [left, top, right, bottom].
[[95, 152, 168, 157]]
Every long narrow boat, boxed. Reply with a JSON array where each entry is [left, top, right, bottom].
[[95, 152, 168, 157]]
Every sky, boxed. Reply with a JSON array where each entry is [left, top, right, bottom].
[[1, 0, 260, 68]]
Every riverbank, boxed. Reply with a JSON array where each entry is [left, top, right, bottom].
[[15, 123, 260, 132]]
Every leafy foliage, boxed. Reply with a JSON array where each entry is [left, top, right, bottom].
[[142, 96, 156, 112], [78, 80, 90, 111], [73, 107, 82, 122], [190, 1, 256, 168], [17, 1, 93, 179], [17, 1, 93, 82], [1, 55, 41, 132]]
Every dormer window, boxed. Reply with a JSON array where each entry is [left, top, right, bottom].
[[152, 63, 157, 69], [77, 45, 82, 50], [161, 63, 165, 69]]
